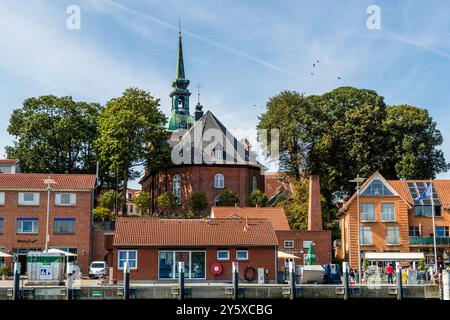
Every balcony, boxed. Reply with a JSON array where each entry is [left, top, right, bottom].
[[409, 236, 450, 246]]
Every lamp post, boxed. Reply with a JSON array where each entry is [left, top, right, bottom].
[[349, 175, 366, 283], [43, 177, 56, 252], [430, 179, 438, 273]]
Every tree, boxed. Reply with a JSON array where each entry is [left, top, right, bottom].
[[95, 88, 170, 214], [216, 190, 240, 206], [248, 190, 268, 207], [98, 190, 123, 215], [156, 192, 176, 216], [135, 191, 152, 216], [93, 206, 113, 222], [6, 95, 100, 173], [188, 192, 208, 215]]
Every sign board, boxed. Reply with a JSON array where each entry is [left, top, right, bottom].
[[258, 268, 265, 284]]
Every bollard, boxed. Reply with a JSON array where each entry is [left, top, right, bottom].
[[342, 262, 349, 301], [443, 270, 450, 301], [178, 262, 185, 300], [396, 267, 403, 300], [123, 262, 130, 300], [109, 267, 114, 285], [288, 261, 296, 300], [232, 262, 239, 300], [13, 262, 20, 300], [66, 262, 73, 301]]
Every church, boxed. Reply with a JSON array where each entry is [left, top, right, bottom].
[[140, 30, 264, 214]]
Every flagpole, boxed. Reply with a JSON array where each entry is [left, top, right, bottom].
[[430, 178, 438, 273]]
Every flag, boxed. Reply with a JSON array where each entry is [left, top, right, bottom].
[[414, 182, 432, 202]]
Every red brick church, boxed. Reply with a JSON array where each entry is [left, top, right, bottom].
[[140, 30, 264, 214]]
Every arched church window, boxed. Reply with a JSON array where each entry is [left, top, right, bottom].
[[173, 174, 181, 204], [252, 176, 258, 192], [214, 173, 225, 189]]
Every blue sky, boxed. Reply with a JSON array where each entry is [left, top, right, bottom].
[[1, 0, 450, 187]]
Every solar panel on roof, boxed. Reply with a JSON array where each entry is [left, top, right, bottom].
[[407, 181, 441, 205]]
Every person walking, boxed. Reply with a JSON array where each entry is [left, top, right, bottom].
[[349, 268, 355, 284], [386, 264, 394, 284]]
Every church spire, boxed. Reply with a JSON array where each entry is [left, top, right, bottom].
[[175, 22, 185, 80]]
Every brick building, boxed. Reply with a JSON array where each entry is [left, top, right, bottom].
[[0, 173, 97, 273], [112, 217, 278, 282], [140, 30, 264, 214], [337, 171, 450, 269]]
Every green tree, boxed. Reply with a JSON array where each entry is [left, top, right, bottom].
[[156, 192, 176, 216], [93, 206, 113, 222], [135, 191, 152, 216], [248, 190, 268, 207], [216, 190, 240, 206], [95, 88, 170, 213], [188, 192, 208, 215], [6, 95, 100, 173], [98, 190, 124, 215]]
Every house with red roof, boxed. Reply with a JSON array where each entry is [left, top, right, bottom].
[[337, 171, 450, 270], [0, 173, 97, 274]]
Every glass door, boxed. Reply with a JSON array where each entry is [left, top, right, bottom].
[[175, 252, 190, 278]]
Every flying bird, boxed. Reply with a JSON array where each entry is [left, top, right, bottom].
[[313, 63, 315, 67], [337, 76, 342, 79]]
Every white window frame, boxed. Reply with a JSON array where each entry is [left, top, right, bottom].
[[386, 226, 400, 245], [117, 250, 138, 270], [0, 192, 4, 205], [236, 250, 249, 261], [284, 240, 295, 249], [214, 173, 225, 189], [361, 203, 375, 222], [18, 192, 40, 206], [217, 250, 230, 261], [381, 202, 396, 221], [55, 193, 76, 206], [359, 226, 373, 245], [303, 240, 312, 249], [16, 218, 39, 234]]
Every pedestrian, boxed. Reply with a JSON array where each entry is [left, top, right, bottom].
[[349, 268, 355, 283], [386, 264, 393, 284]]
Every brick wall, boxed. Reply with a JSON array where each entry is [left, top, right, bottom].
[[0, 190, 93, 273]]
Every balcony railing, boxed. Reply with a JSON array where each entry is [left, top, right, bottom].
[[93, 221, 116, 231], [409, 236, 450, 246]]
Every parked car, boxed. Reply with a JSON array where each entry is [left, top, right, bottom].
[[88, 261, 108, 279]]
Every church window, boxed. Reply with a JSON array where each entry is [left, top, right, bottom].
[[173, 174, 182, 204], [214, 173, 225, 189], [252, 176, 257, 192]]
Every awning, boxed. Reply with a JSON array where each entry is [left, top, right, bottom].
[[46, 248, 77, 257], [277, 251, 300, 259], [364, 252, 425, 261], [0, 252, 13, 258]]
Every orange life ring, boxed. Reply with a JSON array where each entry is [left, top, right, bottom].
[[211, 263, 223, 275]]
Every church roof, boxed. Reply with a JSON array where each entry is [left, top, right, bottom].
[[170, 111, 262, 168]]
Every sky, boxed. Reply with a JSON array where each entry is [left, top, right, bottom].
[[1, 0, 450, 188]]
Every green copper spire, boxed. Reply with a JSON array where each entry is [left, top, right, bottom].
[[166, 26, 195, 132]]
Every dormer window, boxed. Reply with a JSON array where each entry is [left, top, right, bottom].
[[214, 148, 223, 161], [361, 179, 393, 196]]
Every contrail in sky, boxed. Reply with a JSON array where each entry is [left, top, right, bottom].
[[101, 0, 299, 77]]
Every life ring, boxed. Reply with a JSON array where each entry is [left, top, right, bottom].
[[244, 266, 257, 282], [210, 263, 223, 275]]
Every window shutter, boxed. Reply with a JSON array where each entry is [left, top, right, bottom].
[[18, 192, 24, 205], [70, 193, 77, 205], [33, 193, 40, 205], [55, 193, 61, 205]]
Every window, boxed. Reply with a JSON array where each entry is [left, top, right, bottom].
[[53, 218, 75, 234], [214, 148, 223, 161], [386, 226, 400, 245], [0, 218, 3, 234], [436, 226, 449, 237], [16, 218, 39, 234], [284, 240, 295, 249], [361, 179, 394, 196], [409, 226, 421, 237], [381, 203, 395, 221], [158, 251, 206, 279], [55, 193, 76, 206], [360, 226, 372, 245], [18, 192, 39, 205], [217, 250, 229, 260], [303, 240, 312, 249], [173, 174, 181, 205], [414, 205, 441, 217], [129, 205, 133, 214], [236, 250, 249, 260], [118, 250, 137, 269], [361, 203, 375, 221], [214, 173, 225, 189], [252, 176, 257, 193], [127, 192, 132, 200], [0, 192, 4, 205]]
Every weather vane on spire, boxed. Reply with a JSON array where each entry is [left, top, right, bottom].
[[197, 83, 201, 104]]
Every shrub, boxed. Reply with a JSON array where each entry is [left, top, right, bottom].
[[135, 191, 151, 215], [188, 192, 208, 214], [216, 190, 240, 206], [248, 190, 268, 207], [93, 206, 113, 222], [156, 192, 176, 215]]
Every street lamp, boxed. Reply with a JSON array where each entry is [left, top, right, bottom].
[[43, 177, 56, 252], [349, 175, 366, 283]]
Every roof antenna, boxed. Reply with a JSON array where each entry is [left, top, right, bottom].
[[197, 82, 201, 104], [178, 16, 181, 34]]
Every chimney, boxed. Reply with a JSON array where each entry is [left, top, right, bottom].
[[308, 175, 322, 231]]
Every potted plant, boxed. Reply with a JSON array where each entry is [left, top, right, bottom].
[[417, 259, 427, 282], [0, 264, 9, 280]]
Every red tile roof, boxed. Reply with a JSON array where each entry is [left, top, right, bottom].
[[113, 217, 279, 247], [0, 173, 97, 190], [211, 206, 291, 231], [0, 159, 19, 164]]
